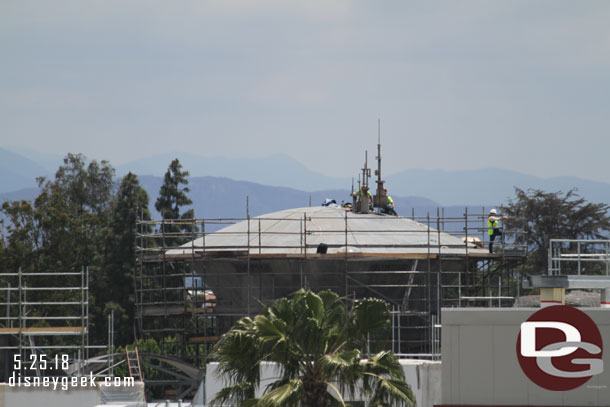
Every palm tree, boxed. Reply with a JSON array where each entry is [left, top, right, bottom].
[[210, 289, 416, 407]]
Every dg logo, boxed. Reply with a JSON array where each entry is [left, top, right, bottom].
[[517, 305, 604, 391]]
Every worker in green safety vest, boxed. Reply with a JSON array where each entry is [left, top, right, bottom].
[[358, 186, 372, 198], [487, 208, 507, 253], [356, 186, 372, 212], [383, 188, 398, 216]]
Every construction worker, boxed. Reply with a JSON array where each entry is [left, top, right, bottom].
[[356, 186, 372, 212], [382, 188, 397, 216], [488, 209, 507, 253]]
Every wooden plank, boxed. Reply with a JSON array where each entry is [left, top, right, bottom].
[[137, 306, 214, 317], [187, 336, 219, 343], [0, 327, 87, 335], [247, 252, 439, 260]]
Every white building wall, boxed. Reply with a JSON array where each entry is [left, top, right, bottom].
[[442, 308, 610, 406]]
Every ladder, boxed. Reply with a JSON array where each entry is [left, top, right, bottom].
[[125, 345, 144, 381]]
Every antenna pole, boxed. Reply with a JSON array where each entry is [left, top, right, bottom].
[[377, 119, 382, 210], [364, 150, 368, 187], [375, 119, 386, 213], [377, 118, 381, 187], [359, 151, 371, 213]]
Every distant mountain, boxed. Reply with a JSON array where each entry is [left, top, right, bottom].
[[5, 147, 64, 174], [0, 174, 465, 240], [117, 152, 350, 192], [386, 168, 610, 206], [0, 175, 486, 237], [3, 147, 610, 209], [0, 148, 50, 193], [0, 187, 40, 204], [138, 176, 438, 222]]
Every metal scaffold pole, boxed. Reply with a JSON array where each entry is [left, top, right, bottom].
[[345, 211, 349, 299], [426, 212, 432, 355], [247, 196, 251, 317]]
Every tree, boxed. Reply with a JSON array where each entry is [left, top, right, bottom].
[[1, 200, 40, 273], [34, 153, 115, 273], [99, 172, 152, 345], [503, 188, 610, 273], [155, 158, 195, 246], [211, 289, 415, 407], [33, 154, 116, 342]]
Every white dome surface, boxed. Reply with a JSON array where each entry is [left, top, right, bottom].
[[169, 206, 488, 257]]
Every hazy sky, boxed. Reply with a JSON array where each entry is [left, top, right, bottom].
[[1, 1, 609, 181]]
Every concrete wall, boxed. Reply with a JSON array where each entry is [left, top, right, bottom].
[[442, 308, 610, 406], [204, 359, 441, 407], [402, 360, 442, 407]]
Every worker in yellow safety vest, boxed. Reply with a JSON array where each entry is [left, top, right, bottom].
[[487, 209, 507, 253], [357, 186, 372, 198], [383, 188, 398, 216], [357, 186, 373, 211]]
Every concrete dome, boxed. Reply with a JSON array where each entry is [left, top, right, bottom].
[[170, 206, 487, 257]]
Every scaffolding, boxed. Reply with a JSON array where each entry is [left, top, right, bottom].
[[0, 267, 109, 380], [135, 207, 527, 367], [549, 239, 610, 276]]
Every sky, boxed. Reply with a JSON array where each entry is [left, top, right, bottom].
[[1, 1, 610, 181]]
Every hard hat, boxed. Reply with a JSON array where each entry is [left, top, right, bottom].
[[489, 209, 497, 215]]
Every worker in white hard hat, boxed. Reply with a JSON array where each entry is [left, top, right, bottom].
[[487, 209, 507, 253]]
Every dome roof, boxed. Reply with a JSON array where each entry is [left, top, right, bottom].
[[169, 206, 487, 257]]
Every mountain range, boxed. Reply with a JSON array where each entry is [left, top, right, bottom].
[[137, 175, 438, 221], [1, 148, 609, 221]]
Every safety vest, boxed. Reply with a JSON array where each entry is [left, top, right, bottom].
[[358, 189, 372, 197], [488, 217, 498, 235], [387, 195, 394, 205]]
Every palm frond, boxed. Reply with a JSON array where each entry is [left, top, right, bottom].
[[304, 290, 325, 324], [257, 378, 304, 407], [209, 382, 256, 407], [254, 314, 286, 342], [363, 350, 406, 379], [369, 376, 416, 407], [211, 317, 262, 386], [319, 350, 359, 378], [351, 298, 391, 344]]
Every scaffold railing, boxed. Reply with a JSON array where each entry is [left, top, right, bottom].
[[548, 239, 610, 276], [135, 210, 526, 256]]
